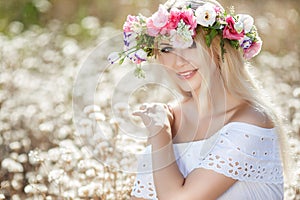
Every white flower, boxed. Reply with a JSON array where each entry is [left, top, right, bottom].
[[107, 52, 120, 64], [170, 20, 194, 49], [127, 40, 137, 50], [88, 112, 106, 121], [127, 51, 137, 61], [83, 104, 101, 114], [131, 15, 147, 34], [135, 49, 147, 61], [195, 3, 217, 27], [1, 158, 24, 172], [48, 169, 65, 184], [151, 4, 169, 28], [123, 32, 137, 50], [235, 14, 254, 34]]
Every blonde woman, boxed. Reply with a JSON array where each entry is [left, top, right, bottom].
[[109, 0, 287, 199]]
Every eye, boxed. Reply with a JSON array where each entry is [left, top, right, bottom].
[[160, 46, 174, 53]]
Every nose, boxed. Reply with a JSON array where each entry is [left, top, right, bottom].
[[174, 50, 188, 68]]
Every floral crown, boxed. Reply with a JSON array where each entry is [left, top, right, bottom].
[[108, 2, 262, 78]]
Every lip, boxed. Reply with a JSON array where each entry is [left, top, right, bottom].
[[176, 69, 198, 80]]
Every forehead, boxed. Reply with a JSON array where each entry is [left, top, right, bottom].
[[158, 39, 172, 46]]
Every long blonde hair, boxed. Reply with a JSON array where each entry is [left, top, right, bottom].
[[163, 0, 294, 185]]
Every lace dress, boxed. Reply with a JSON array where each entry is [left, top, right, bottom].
[[131, 122, 284, 200]]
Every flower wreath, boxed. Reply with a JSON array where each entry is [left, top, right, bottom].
[[108, 3, 262, 78]]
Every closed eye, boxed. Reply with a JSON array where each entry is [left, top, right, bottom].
[[160, 46, 174, 53]]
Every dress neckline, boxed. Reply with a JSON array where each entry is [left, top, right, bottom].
[[173, 121, 276, 146]]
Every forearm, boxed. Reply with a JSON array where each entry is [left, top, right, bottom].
[[149, 128, 185, 200]]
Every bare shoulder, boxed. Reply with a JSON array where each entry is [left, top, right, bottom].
[[229, 103, 274, 129]]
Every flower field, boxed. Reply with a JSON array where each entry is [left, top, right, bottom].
[[0, 0, 299, 199]]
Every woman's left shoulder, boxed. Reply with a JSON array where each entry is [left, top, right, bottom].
[[229, 103, 275, 129]]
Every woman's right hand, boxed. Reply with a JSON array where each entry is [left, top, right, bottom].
[[132, 103, 174, 137]]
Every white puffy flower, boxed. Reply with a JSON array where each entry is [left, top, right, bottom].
[[48, 169, 65, 184], [235, 14, 254, 34], [1, 158, 24, 172], [195, 3, 217, 27], [88, 112, 106, 121], [83, 104, 101, 114]]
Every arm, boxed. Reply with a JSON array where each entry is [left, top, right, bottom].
[[150, 129, 236, 200], [133, 103, 237, 200]]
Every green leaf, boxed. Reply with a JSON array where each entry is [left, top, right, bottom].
[[229, 40, 240, 49], [220, 38, 226, 62], [134, 66, 145, 79], [22, 2, 39, 25], [205, 29, 218, 47], [211, 21, 222, 29], [119, 57, 125, 65]]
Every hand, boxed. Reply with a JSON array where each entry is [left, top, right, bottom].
[[132, 103, 174, 136]]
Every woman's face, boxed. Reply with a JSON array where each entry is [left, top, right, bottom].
[[157, 41, 204, 95]]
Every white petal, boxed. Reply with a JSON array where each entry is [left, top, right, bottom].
[[195, 3, 217, 27], [238, 14, 254, 33], [107, 52, 120, 63]]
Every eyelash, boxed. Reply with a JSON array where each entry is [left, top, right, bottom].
[[160, 47, 173, 53], [160, 42, 197, 53]]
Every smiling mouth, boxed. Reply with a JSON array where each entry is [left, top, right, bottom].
[[176, 69, 198, 80]]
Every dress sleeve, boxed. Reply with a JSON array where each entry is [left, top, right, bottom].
[[131, 145, 158, 200], [197, 123, 284, 184]]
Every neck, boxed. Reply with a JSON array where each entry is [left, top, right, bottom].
[[187, 73, 246, 120]]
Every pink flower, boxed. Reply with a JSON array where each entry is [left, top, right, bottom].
[[151, 5, 169, 28], [243, 39, 262, 60], [159, 8, 180, 35], [223, 16, 244, 40], [146, 18, 161, 37], [146, 5, 169, 36], [180, 9, 197, 30], [123, 15, 138, 33], [214, 6, 222, 14], [161, 8, 197, 36]]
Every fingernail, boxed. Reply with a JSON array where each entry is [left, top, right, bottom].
[[132, 111, 140, 116]]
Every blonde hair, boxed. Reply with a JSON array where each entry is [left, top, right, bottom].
[[162, 0, 294, 185]]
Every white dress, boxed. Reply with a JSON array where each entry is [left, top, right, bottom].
[[131, 122, 284, 200]]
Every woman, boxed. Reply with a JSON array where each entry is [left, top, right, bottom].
[[109, 0, 286, 199]]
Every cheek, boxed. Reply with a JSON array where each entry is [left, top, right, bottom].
[[157, 54, 165, 66], [157, 54, 173, 69]]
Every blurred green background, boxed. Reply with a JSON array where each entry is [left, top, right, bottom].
[[0, 0, 300, 199]]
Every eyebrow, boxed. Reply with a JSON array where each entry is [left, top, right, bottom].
[[159, 43, 171, 46]]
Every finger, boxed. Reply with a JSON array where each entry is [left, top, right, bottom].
[[139, 103, 149, 110], [132, 110, 143, 116]]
